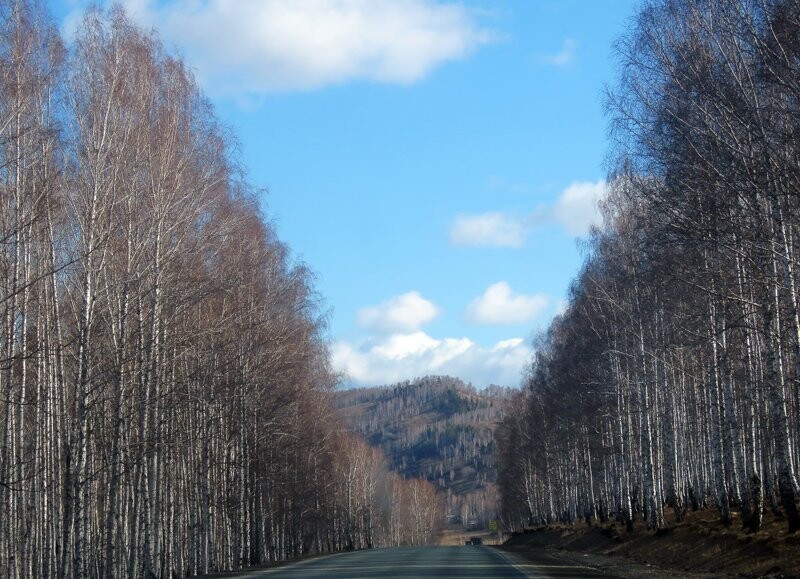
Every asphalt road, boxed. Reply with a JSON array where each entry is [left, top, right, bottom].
[[230, 546, 611, 578]]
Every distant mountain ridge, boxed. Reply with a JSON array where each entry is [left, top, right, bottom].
[[335, 376, 512, 529]]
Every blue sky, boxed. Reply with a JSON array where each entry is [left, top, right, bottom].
[[53, 0, 639, 388]]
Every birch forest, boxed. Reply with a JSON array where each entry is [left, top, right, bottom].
[[498, 0, 800, 536], [336, 376, 509, 531], [0, 2, 441, 577]]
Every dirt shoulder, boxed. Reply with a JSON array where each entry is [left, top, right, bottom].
[[498, 509, 800, 578]]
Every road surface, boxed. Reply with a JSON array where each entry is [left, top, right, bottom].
[[229, 545, 611, 578]]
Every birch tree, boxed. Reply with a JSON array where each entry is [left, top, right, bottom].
[[498, 0, 800, 536]]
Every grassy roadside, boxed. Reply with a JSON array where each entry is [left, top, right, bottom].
[[498, 509, 800, 578]]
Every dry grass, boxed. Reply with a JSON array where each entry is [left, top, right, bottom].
[[501, 509, 800, 577]]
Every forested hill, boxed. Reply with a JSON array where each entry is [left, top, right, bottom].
[[336, 376, 512, 528]]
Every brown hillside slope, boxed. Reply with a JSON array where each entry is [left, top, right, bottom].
[[501, 509, 800, 577], [336, 376, 513, 528]]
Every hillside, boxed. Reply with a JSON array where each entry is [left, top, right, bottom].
[[335, 376, 512, 530]]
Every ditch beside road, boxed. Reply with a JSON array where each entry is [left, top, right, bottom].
[[499, 508, 800, 578]]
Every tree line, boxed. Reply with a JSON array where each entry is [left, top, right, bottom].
[[336, 376, 510, 530], [498, 0, 800, 535], [0, 2, 440, 577]]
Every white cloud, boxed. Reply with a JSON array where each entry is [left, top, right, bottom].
[[541, 37, 578, 67], [332, 331, 531, 388], [552, 179, 607, 235], [466, 282, 548, 326], [450, 179, 607, 247], [449, 212, 526, 248], [357, 291, 439, 333], [102, 0, 492, 95]]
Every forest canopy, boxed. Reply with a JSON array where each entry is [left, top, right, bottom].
[[497, 0, 800, 536], [0, 2, 441, 577]]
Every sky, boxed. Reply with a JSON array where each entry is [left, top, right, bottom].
[[52, 0, 640, 389]]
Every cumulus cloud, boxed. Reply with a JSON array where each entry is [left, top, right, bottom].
[[541, 37, 578, 67], [449, 212, 527, 248], [450, 179, 607, 247], [101, 0, 492, 95], [332, 332, 531, 388], [552, 179, 607, 235], [356, 291, 439, 334], [466, 281, 549, 325]]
